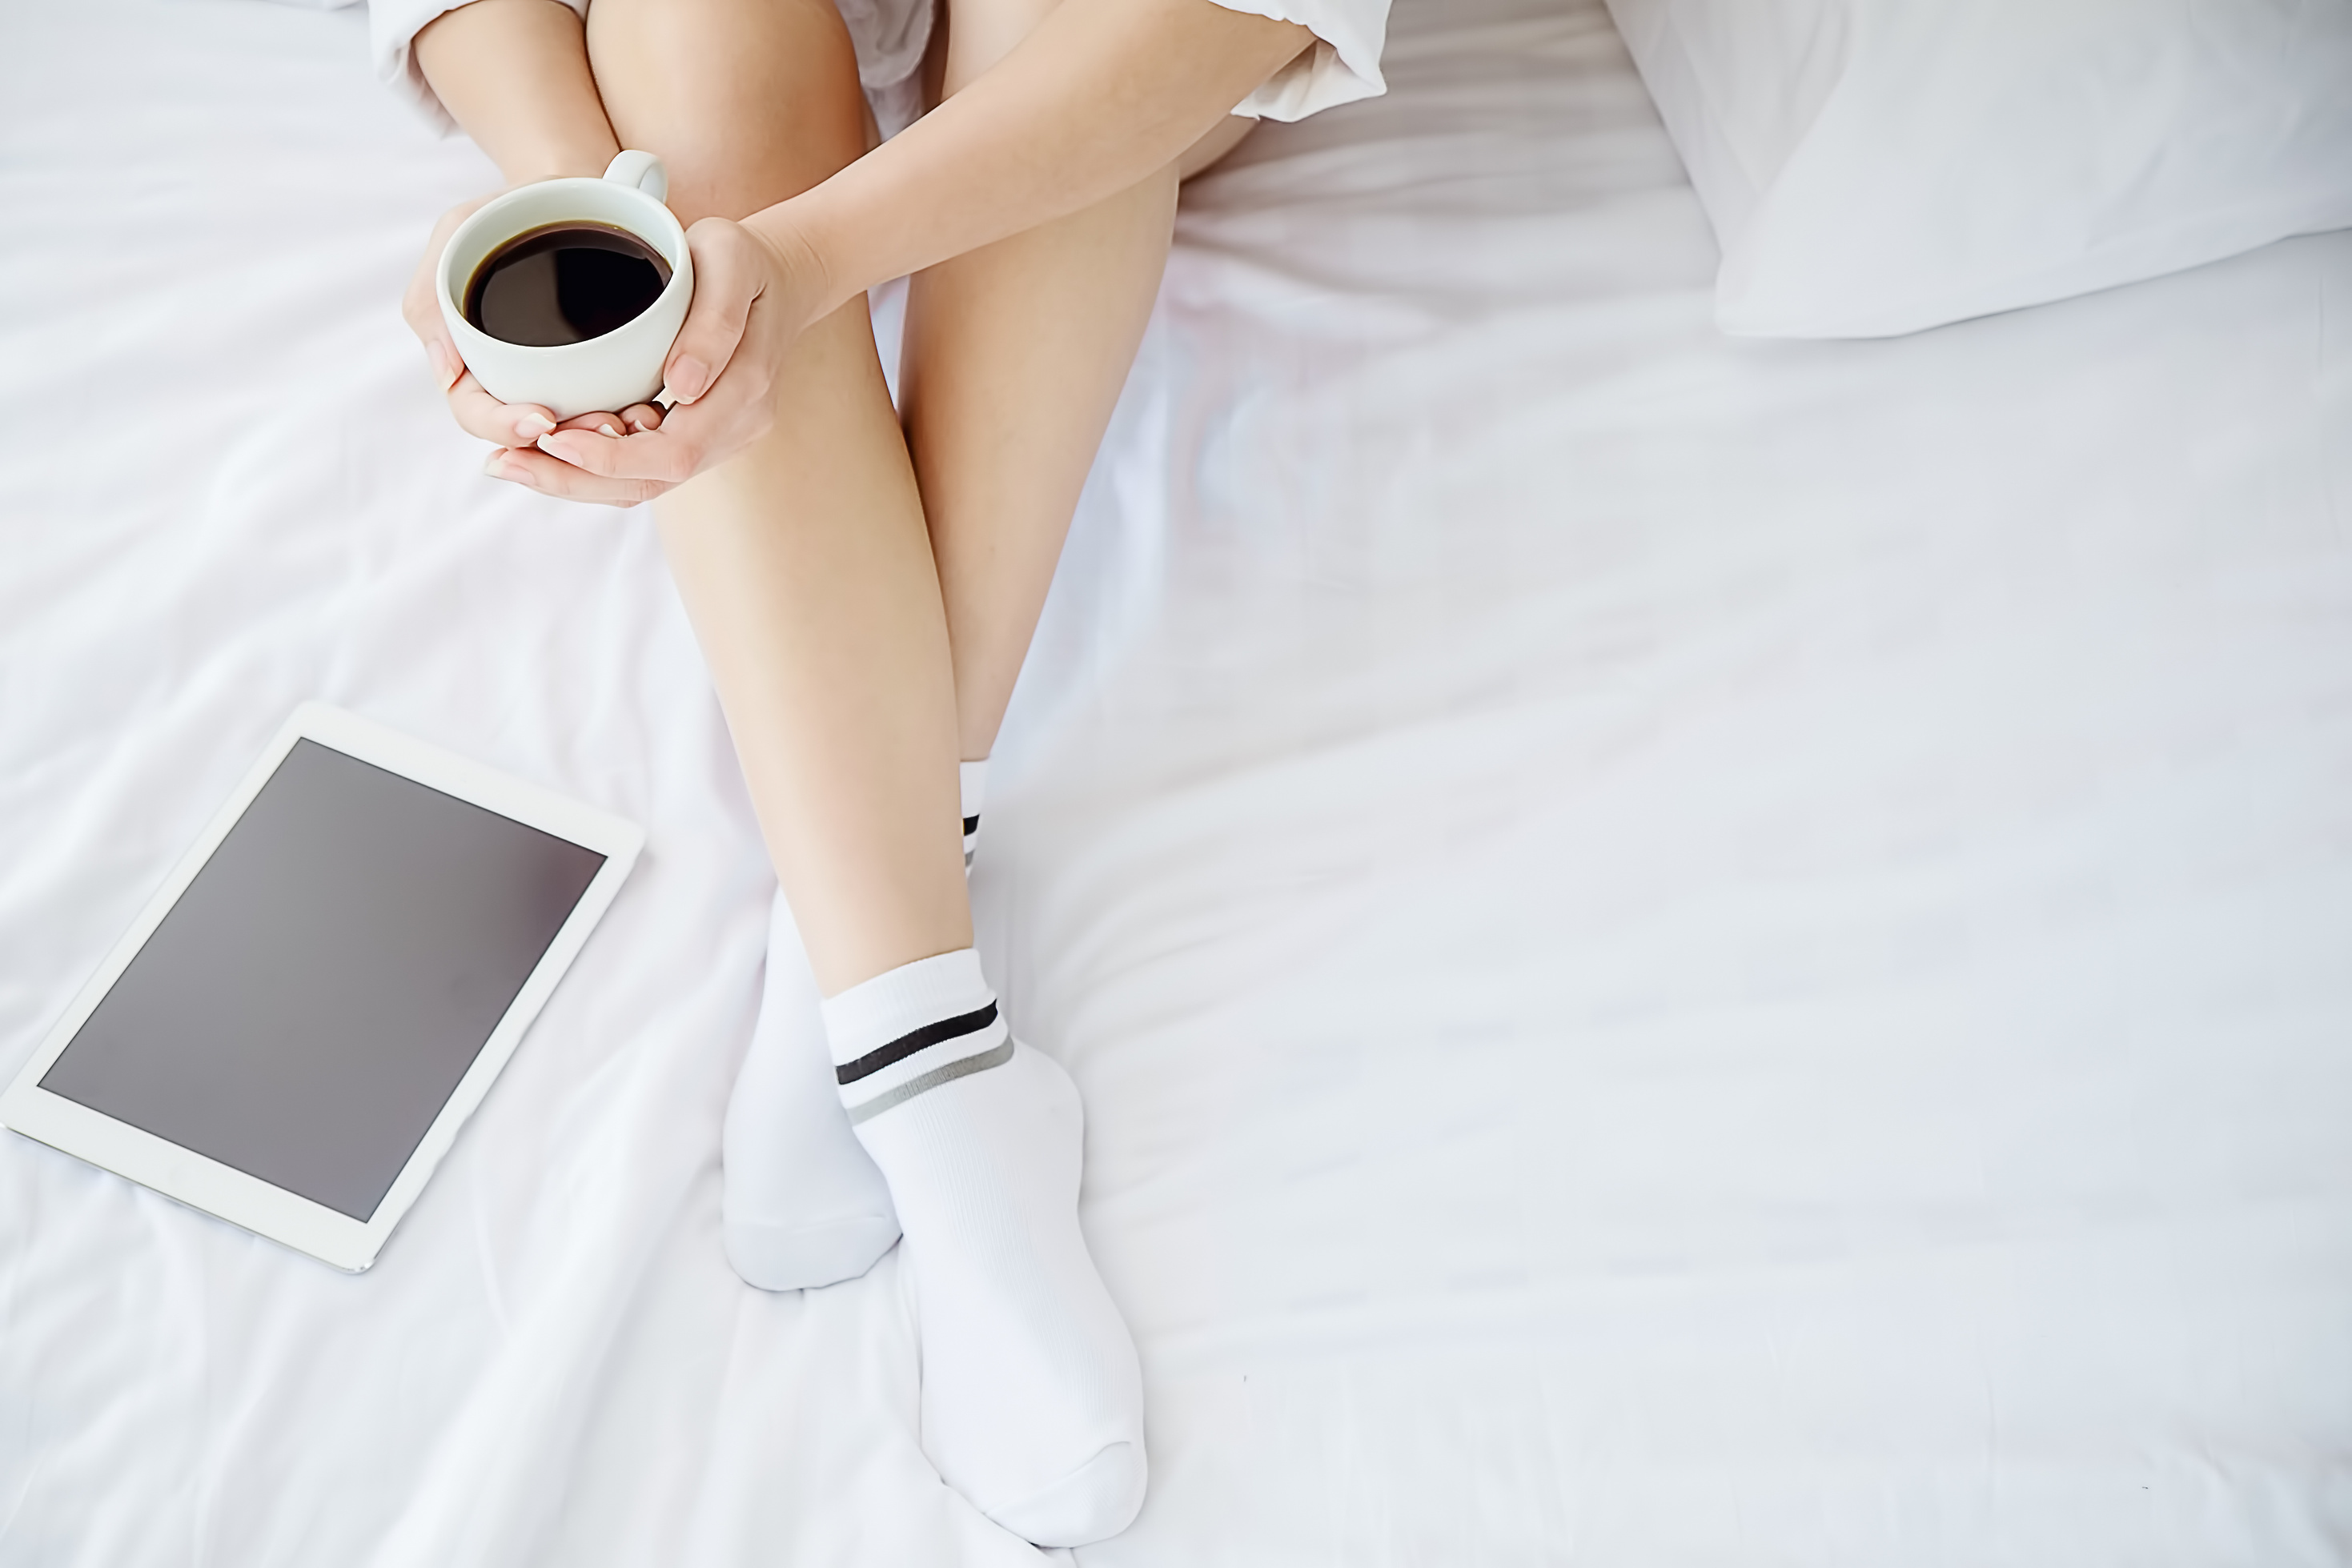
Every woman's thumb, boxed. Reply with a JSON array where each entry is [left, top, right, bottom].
[[663, 219, 761, 405]]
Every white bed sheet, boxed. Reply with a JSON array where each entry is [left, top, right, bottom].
[[3, 0, 2350, 1562]]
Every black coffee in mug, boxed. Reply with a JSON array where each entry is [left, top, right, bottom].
[[464, 222, 673, 347]]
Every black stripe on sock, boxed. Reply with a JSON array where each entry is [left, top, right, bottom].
[[962, 814, 981, 835], [836, 1000, 999, 1085]]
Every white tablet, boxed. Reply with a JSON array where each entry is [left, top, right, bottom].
[[0, 704, 643, 1272]]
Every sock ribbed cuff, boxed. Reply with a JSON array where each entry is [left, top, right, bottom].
[[823, 948, 1010, 1124], [961, 759, 989, 867]]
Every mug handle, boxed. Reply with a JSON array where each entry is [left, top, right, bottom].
[[602, 150, 668, 203]]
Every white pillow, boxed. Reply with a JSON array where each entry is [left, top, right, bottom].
[[1603, 0, 2352, 338]]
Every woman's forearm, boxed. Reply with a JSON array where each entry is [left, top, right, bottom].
[[414, 0, 620, 185], [748, 0, 1309, 319]]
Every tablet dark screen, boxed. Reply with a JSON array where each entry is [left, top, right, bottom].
[[40, 740, 606, 1221]]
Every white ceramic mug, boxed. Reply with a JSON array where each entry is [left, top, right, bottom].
[[437, 151, 693, 421]]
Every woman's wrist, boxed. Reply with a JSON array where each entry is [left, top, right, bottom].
[[745, 203, 844, 331]]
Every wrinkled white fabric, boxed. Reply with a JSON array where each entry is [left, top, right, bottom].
[[1208, 0, 1388, 121], [5, 0, 2352, 1563]]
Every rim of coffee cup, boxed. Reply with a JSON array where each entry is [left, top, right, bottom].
[[437, 178, 692, 362]]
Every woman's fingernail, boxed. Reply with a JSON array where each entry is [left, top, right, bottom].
[[515, 413, 556, 440], [484, 452, 511, 479], [536, 434, 568, 461], [427, 342, 458, 388], [596, 422, 620, 438], [669, 357, 708, 402]]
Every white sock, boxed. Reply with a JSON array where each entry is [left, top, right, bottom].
[[721, 758, 987, 1290], [825, 949, 1146, 1546], [720, 888, 900, 1291], [960, 757, 989, 869]]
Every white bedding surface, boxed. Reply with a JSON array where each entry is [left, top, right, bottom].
[[4, 0, 2350, 1562]]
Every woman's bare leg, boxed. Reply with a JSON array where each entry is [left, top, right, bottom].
[[580, 14, 1150, 1548], [903, 1, 1254, 763], [583, 0, 969, 995]]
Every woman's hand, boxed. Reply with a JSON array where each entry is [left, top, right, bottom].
[[468, 216, 826, 507]]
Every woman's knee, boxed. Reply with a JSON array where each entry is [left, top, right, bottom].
[[584, 0, 871, 225], [937, 0, 1062, 94]]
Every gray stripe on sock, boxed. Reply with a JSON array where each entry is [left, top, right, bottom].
[[845, 1039, 1013, 1125]]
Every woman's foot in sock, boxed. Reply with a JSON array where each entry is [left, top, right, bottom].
[[722, 889, 901, 1291], [724, 754, 983, 1293], [824, 950, 1146, 1547]]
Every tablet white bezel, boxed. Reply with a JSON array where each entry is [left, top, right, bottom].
[[0, 702, 644, 1273]]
